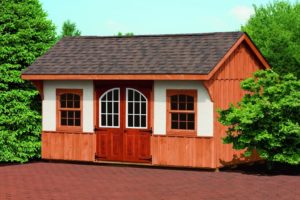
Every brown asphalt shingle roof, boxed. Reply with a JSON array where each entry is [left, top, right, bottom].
[[22, 31, 244, 75]]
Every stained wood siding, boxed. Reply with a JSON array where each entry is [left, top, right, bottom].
[[42, 131, 95, 161], [151, 136, 215, 168], [204, 42, 264, 167]]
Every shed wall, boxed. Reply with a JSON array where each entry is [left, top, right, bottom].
[[153, 80, 213, 136], [42, 80, 94, 132], [204, 42, 264, 167]]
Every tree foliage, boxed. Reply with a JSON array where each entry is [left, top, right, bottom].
[[0, 0, 56, 162], [242, 1, 300, 78], [117, 32, 134, 36], [60, 20, 81, 37], [218, 70, 300, 165]]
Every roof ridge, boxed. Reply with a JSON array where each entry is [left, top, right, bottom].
[[62, 31, 244, 39]]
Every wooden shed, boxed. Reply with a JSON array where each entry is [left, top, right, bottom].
[[22, 31, 270, 169]]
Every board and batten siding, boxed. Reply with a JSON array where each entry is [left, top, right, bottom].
[[153, 80, 213, 137], [42, 80, 94, 132], [204, 42, 264, 167], [41, 81, 95, 161]]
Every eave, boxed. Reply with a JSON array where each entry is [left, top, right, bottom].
[[21, 74, 210, 81]]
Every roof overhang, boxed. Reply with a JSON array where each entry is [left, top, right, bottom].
[[21, 74, 210, 81]]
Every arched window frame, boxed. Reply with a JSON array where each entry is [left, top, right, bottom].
[[99, 88, 120, 128], [166, 89, 197, 135], [56, 89, 83, 132], [126, 88, 148, 129]]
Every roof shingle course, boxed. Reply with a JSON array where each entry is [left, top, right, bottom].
[[22, 31, 243, 75]]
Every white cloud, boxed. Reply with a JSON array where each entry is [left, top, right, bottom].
[[230, 5, 254, 22]]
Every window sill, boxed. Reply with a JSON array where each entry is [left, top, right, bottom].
[[57, 127, 83, 133], [167, 132, 197, 137]]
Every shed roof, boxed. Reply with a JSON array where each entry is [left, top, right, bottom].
[[22, 32, 244, 75]]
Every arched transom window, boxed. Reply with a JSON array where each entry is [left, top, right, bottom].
[[126, 88, 147, 128], [99, 88, 120, 127]]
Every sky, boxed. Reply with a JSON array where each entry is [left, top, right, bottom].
[[40, 0, 297, 36]]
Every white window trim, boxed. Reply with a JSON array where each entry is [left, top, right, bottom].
[[126, 88, 148, 129], [99, 88, 120, 128]]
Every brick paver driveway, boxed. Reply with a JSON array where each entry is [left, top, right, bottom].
[[0, 162, 299, 200]]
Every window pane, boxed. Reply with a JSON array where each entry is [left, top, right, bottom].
[[141, 115, 146, 127], [171, 102, 178, 110], [128, 115, 133, 127], [171, 113, 178, 121], [67, 94, 73, 101], [179, 103, 186, 110], [107, 114, 112, 126], [107, 102, 112, 113], [75, 119, 81, 126], [188, 114, 194, 122], [171, 122, 178, 129], [187, 96, 193, 102], [74, 94, 80, 101], [67, 100, 73, 108], [113, 90, 119, 101], [61, 111, 67, 118], [128, 102, 133, 114], [101, 114, 106, 126], [179, 122, 186, 129], [134, 115, 140, 127], [179, 95, 186, 102], [61, 119, 67, 125], [68, 111, 74, 118], [107, 91, 112, 101], [187, 102, 194, 110], [135, 102, 140, 114], [187, 122, 194, 130], [128, 89, 133, 101], [74, 101, 80, 108], [68, 119, 74, 126], [61, 101, 66, 108], [141, 103, 146, 114], [101, 102, 106, 113], [75, 111, 80, 118], [113, 102, 118, 114], [134, 91, 140, 101], [179, 113, 186, 121], [171, 95, 178, 103], [113, 115, 119, 126], [141, 95, 146, 102], [61, 94, 67, 101]]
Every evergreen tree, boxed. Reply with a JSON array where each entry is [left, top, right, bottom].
[[0, 0, 56, 162], [60, 20, 81, 37]]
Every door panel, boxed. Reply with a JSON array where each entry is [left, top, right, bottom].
[[96, 85, 151, 163]]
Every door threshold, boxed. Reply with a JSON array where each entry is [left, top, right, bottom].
[[95, 160, 152, 166]]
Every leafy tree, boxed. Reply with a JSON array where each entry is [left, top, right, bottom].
[[117, 32, 134, 36], [242, 1, 300, 78], [218, 70, 300, 165], [60, 20, 81, 37], [0, 0, 56, 162]]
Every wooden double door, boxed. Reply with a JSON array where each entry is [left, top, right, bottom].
[[95, 85, 152, 163]]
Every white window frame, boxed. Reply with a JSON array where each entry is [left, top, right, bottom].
[[99, 88, 120, 128], [126, 88, 148, 129]]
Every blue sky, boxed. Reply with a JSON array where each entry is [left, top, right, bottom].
[[40, 0, 296, 36]]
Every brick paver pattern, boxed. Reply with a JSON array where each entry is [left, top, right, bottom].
[[0, 162, 299, 200]]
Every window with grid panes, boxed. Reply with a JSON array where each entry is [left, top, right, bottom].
[[167, 90, 197, 133], [100, 88, 120, 127], [126, 88, 147, 128], [57, 89, 82, 131]]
